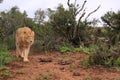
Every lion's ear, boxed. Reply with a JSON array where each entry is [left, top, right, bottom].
[[31, 31, 35, 36]]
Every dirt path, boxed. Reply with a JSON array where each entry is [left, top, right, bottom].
[[2, 51, 120, 80]]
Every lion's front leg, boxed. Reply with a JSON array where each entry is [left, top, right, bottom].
[[23, 47, 30, 62]]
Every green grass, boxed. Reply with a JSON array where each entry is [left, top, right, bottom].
[[69, 63, 75, 69], [0, 66, 7, 71], [59, 46, 72, 53], [73, 47, 83, 52], [0, 50, 13, 66], [59, 46, 94, 54], [0, 71, 13, 78], [82, 57, 90, 68], [114, 57, 120, 66]]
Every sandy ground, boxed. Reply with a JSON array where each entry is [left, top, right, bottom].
[[1, 51, 120, 80]]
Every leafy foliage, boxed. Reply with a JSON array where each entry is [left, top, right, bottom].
[[82, 57, 90, 68], [49, 0, 100, 46], [101, 11, 120, 45], [0, 71, 13, 78], [49, 4, 76, 43], [59, 47, 72, 53], [101, 11, 120, 30], [0, 49, 13, 66], [114, 57, 120, 66], [34, 9, 45, 24], [89, 39, 120, 67], [0, 0, 119, 68], [32, 23, 66, 51], [0, 43, 13, 67]]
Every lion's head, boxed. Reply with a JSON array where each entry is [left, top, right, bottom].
[[24, 30, 34, 45], [16, 27, 35, 46]]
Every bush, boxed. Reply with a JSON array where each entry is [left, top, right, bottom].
[[73, 45, 94, 54], [114, 57, 120, 66], [0, 71, 13, 78], [89, 39, 120, 67], [58, 44, 94, 54], [33, 24, 69, 51], [0, 45, 13, 67], [4, 34, 16, 50], [0, 51, 13, 66], [59, 46, 72, 53], [82, 57, 90, 68], [73, 47, 83, 52]]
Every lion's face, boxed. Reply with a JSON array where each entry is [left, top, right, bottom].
[[24, 31, 34, 45]]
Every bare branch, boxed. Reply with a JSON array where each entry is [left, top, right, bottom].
[[75, 0, 87, 16], [78, 11, 86, 26], [101, 17, 119, 29], [67, 0, 71, 7], [0, 0, 3, 3], [85, 5, 101, 21], [73, 12, 86, 38]]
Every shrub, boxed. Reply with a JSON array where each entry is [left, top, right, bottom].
[[58, 42, 74, 54], [0, 66, 7, 71], [82, 57, 90, 68], [0, 51, 13, 66], [114, 57, 120, 66], [4, 34, 16, 50], [59, 46, 72, 54], [89, 39, 120, 67], [59, 44, 94, 54], [0, 44, 13, 67], [73, 47, 83, 52], [0, 71, 13, 78], [82, 47, 94, 54], [73, 45, 94, 54]]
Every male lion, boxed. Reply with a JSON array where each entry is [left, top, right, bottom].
[[15, 27, 35, 62]]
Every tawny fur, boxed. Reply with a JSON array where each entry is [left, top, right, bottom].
[[15, 27, 34, 62]]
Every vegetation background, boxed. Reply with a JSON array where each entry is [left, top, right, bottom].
[[0, 0, 120, 68]]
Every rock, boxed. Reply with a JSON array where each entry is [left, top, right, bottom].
[[59, 67, 65, 70], [58, 59, 72, 65], [39, 58, 52, 62], [73, 72, 81, 76]]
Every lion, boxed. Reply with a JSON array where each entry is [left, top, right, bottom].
[[15, 27, 35, 62]]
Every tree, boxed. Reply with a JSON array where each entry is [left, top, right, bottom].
[[49, 0, 100, 46], [0, 6, 34, 36], [34, 9, 45, 24], [0, 0, 3, 3], [0, 6, 25, 37], [101, 11, 120, 30], [90, 18, 100, 27], [101, 10, 120, 45]]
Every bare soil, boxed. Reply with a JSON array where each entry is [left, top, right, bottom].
[[1, 51, 120, 80]]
